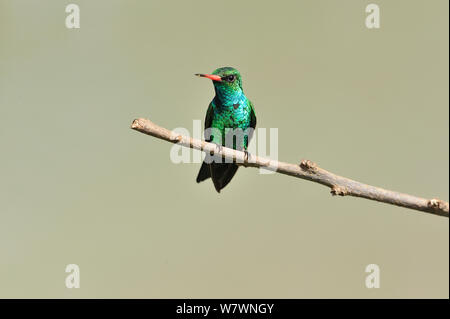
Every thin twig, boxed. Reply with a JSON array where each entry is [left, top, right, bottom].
[[131, 118, 449, 218]]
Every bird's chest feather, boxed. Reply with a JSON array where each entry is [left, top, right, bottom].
[[211, 96, 251, 130]]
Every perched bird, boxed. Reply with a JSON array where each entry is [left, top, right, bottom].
[[195, 67, 256, 193]]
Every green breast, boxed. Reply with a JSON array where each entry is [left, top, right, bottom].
[[210, 97, 253, 149]]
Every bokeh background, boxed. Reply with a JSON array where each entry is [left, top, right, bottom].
[[0, 0, 448, 298]]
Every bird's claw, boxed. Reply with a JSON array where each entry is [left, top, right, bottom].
[[214, 144, 223, 154], [209, 144, 224, 164], [243, 150, 249, 162], [209, 144, 222, 156]]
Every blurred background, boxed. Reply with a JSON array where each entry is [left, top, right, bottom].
[[0, 0, 448, 298]]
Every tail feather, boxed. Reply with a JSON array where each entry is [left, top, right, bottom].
[[196, 161, 211, 183], [210, 163, 239, 193], [196, 161, 239, 193]]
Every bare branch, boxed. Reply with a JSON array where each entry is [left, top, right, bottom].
[[131, 118, 449, 218]]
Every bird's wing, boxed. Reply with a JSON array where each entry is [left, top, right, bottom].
[[204, 101, 214, 141], [249, 100, 257, 129]]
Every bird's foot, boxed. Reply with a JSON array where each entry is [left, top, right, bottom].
[[210, 144, 224, 163], [209, 143, 223, 156], [214, 144, 223, 154], [243, 149, 250, 162]]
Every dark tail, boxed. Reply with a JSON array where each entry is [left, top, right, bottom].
[[196, 161, 211, 183], [196, 161, 239, 193]]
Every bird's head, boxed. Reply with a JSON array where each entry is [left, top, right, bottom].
[[196, 67, 243, 101]]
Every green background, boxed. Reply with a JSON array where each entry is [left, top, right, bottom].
[[1, 0, 448, 298]]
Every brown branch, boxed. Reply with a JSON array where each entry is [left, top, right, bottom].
[[131, 118, 449, 218]]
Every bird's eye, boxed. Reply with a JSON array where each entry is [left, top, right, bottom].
[[225, 75, 235, 82]]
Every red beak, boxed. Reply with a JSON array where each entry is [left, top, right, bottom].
[[195, 73, 222, 82]]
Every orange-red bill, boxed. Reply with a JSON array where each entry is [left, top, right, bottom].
[[195, 73, 222, 82]]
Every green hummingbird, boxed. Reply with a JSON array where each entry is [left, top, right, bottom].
[[195, 67, 257, 192]]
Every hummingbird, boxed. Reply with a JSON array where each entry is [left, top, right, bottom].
[[195, 67, 257, 193]]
